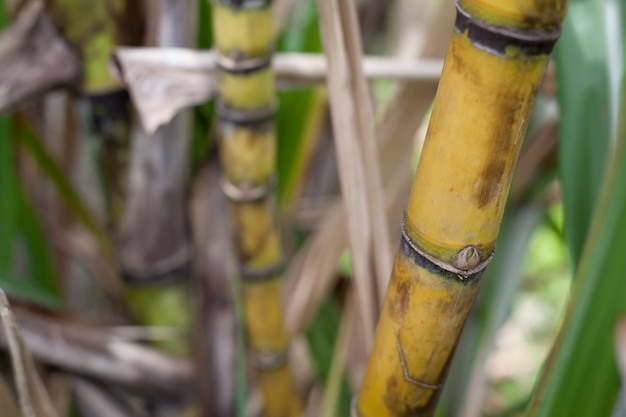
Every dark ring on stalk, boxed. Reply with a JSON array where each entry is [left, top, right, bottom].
[[216, 53, 272, 74], [214, 0, 272, 10], [216, 99, 276, 125], [454, 1, 561, 56], [121, 246, 194, 285], [240, 258, 285, 282], [220, 176, 276, 203], [250, 349, 288, 371], [400, 213, 495, 281]]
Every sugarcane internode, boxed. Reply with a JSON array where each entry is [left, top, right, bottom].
[[356, 1, 567, 416], [212, 0, 301, 416]]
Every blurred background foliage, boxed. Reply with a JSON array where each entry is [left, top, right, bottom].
[[0, 0, 625, 417]]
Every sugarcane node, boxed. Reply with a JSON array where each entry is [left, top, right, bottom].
[[451, 246, 481, 270], [455, 1, 561, 56], [216, 99, 276, 125], [239, 258, 285, 283], [121, 248, 193, 285], [250, 348, 288, 371], [216, 52, 272, 73], [401, 213, 495, 280], [220, 176, 276, 203], [396, 334, 443, 390], [219, 117, 274, 137], [214, 0, 272, 10]]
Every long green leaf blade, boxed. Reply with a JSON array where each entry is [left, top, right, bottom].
[[555, 0, 612, 268], [17, 123, 112, 255], [526, 79, 626, 417], [275, 0, 322, 207]]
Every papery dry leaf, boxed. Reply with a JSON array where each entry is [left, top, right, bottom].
[[0, 305, 192, 398], [0, 289, 60, 417], [112, 47, 217, 135], [0, 373, 20, 417], [112, 47, 442, 134], [316, 0, 393, 350], [72, 378, 132, 417], [285, 4, 446, 338], [0, 0, 80, 114]]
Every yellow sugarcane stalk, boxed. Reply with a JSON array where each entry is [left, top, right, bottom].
[[356, 1, 567, 416], [212, 1, 301, 416]]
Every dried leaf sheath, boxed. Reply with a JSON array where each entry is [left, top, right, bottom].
[[116, 0, 195, 357], [212, 1, 300, 416], [356, 1, 568, 416]]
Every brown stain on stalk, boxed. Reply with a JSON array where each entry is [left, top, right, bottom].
[[448, 36, 519, 210], [383, 374, 399, 413], [449, 39, 480, 86], [388, 277, 411, 321], [523, 0, 567, 27], [475, 95, 521, 209], [384, 372, 429, 417], [532, 0, 567, 16]]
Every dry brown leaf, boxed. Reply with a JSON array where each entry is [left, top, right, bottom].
[[72, 378, 132, 417], [285, 1, 450, 337], [0, 0, 80, 114], [57, 227, 127, 315], [0, 373, 21, 417], [316, 0, 393, 349], [0, 289, 60, 417], [112, 47, 216, 135], [112, 47, 442, 134], [0, 306, 192, 397]]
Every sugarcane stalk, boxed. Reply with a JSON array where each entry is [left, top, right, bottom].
[[212, 0, 301, 416], [51, 0, 144, 227], [355, 1, 568, 416], [118, 0, 196, 356]]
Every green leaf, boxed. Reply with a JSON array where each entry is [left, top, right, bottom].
[[17, 124, 112, 254], [526, 65, 626, 417], [14, 185, 59, 298], [305, 296, 352, 417], [0, 118, 62, 308], [306, 296, 341, 383], [275, 0, 323, 207], [192, 0, 215, 174], [0, 117, 18, 268], [197, 0, 213, 50], [0, 0, 7, 27], [555, 0, 612, 269], [0, 273, 62, 309]]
